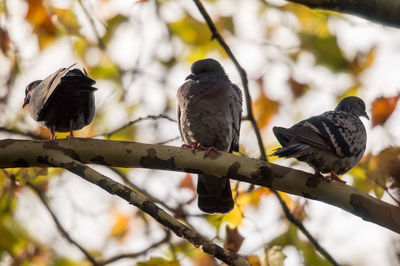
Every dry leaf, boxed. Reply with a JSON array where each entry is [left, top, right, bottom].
[[179, 173, 195, 192], [253, 77, 280, 129], [288, 76, 308, 99], [224, 226, 244, 253], [371, 95, 399, 127]]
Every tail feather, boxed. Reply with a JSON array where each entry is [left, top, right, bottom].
[[272, 143, 309, 158], [197, 174, 233, 214]]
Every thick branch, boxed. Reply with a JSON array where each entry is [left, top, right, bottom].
[[41, 151, 248, 266], [285, 0, 400, 28], [1, 139, 399, 234]]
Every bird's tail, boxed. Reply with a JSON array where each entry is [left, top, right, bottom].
[[197, 174, 234, 214], [272, 143, 308, 157]]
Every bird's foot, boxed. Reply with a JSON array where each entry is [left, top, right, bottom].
[[199, 146, 219, 157], [181, 143, 218, 157], [181, 143, 200, 153], [328, 170, 347, 184]]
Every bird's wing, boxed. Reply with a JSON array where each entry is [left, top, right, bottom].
[[230, 83, 243, 152], [41, 64, 77, 106]]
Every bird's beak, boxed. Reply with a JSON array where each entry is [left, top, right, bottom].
[[22, 97, 29, 108], [185, 73, 194, 81], [362, 111, 370, 120]]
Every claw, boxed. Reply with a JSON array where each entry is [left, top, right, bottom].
[[328, 170, 347, 184]]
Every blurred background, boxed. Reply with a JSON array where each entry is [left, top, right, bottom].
[[0, 0, 399, 265]]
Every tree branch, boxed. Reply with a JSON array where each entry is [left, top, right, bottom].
[[24, 145, 248, 265], [285, 0, 400, 28], [1, 139, 399, 234]]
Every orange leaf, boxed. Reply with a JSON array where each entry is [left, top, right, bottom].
[[371, 95, 400, 127], [25, 0, 56, 48], [179, 173, 195, 192], [253, 77, 280, 129], [224, 226, 244, 253]]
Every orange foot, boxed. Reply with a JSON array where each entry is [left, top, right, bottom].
[[181, 143, 218, 157], [328, 170, 347, 184]]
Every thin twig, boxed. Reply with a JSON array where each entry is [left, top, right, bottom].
[[192, 0, 266, 161], [28, 183, 99, 265], [98, 231, 171, 265], [77, 0, 105, 49], [272, 190, 339, 266], [101, 114, 176, 138], [192, 1, 339, 265], [0, 127, 47, 140]]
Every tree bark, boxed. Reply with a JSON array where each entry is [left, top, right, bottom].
[[1, 138, 399, 234], [286, 0, 400, 28]]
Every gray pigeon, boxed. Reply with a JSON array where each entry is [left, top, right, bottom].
[[272, 96, 369, 183], [23, 64, 97, 139], [177, 58, 243, 213]]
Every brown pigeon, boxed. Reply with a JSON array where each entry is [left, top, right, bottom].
[[177, 58, 243, 213], [272, 96, 369, 183], [23, 64, 96, 139]]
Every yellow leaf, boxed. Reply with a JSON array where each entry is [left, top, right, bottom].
[[245, 255, 261, 266], [207, 204, 243, 227], [237, 187, 272, 207], [109, 209, 130, 241]]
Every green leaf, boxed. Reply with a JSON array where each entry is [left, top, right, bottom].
[[102, 14, 129, 45], [299, 33, 349, 72]]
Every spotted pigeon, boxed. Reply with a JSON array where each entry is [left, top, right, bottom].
[[272, 96, 369, 183], [23, 64, 97, 139], [177, 58, 243, 213]]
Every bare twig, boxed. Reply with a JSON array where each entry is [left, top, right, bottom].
[[272, 190, 339, 266], [101, 114, 176, 138], [192, 0, 266, 161], [77, 0, 105, 49], [0, 127, 46, 139], [98, 230, 171, 265], [191, 1, 340, 264], [28, 183, 99, 265]]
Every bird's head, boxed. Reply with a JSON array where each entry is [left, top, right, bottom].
[[185, 58, 226, 80], [335, 96, 369, 120], [23, 80, 41, 108]]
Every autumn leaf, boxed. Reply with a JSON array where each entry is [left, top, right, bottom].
[[350, 46, 376, 75], [245, 255, 261, 266], [25, 0, 57, 48], [253, 77, 280, 129], [109, 208, 131, 241], [224, 226, 244, 253], [179, 173, 195, 192], [0, 27, 10, 55], [371, 95, 399, 127], [236, 187, 272, 207]]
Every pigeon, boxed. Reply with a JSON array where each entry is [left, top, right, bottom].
[[177, 58, 243, 213], [23, 64, 97, 139], [272, 96, 369, 183]]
